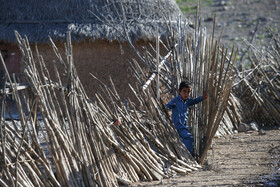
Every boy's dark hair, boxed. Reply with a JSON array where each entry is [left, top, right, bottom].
[[179, 81, 192, 91]]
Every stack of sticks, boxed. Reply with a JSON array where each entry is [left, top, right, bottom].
[[0, 31, 202, 186], [232, 33, 280, 126], [129, 16, 238, 163]]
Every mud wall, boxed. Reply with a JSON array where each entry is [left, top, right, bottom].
[[0, 42, 23, 87], [35, 39, 168, 103]]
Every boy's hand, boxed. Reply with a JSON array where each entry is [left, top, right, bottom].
[[203, 90, 208, 100], [113, 118, 121, 126]]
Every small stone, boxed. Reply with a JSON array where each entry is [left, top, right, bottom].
[[223, 34, 230, 38], [241, 12, 249, 16], [238, 123, 250, 132], [258, 17, 268, 22], [268, 17, 273, 21], [249, 122, 259, 131], [220, 1, 227, 6], [233, 130, 238, 134], [234, 37, 240, 41], [259, 129, 266, 135], [222, 6, 230, 11], [215, 1, 227, 6], [216, 23, 222, 27], [204, 17, 213, 22]]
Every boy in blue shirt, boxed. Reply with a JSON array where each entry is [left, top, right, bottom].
[[166, 81, 208, 155]]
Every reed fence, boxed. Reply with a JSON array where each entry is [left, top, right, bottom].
[[0, 31, 203, 186]]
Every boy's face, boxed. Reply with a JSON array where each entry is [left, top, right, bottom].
[[179, 87, 192, 101]]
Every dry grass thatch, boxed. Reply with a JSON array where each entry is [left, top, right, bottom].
[[0, 0, 181, 43]]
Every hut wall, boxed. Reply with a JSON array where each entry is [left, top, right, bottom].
[[35, 39, 167, 103], [0, 43, 23, 86]]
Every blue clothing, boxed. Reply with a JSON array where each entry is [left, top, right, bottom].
[[166, 94, 203, 155], [179, 128, 194, 155]]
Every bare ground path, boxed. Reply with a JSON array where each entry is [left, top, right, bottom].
[[132, 128, 280, 186], [186, 0, 280, 53]]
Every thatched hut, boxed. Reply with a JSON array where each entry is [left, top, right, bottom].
[[0, 0, 182, 101]]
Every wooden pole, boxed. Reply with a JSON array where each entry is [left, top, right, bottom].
[[156, 27, 160, 100]]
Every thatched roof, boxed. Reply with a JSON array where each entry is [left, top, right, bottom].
[[0, 0, 182, 43]]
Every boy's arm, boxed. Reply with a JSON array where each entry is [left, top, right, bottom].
[[189, 90, 208, 106], [165, 98, 176, 110]]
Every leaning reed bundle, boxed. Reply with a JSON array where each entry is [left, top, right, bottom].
[[232, 31, 280, 126], [129, 16, 238, 163], [91, 1, 239, 163], [0, 31, 201, 187]]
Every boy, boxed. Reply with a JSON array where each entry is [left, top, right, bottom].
[[166, 81, 207, 155]]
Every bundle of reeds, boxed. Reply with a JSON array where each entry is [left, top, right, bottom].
[[0, 31, 202, 186], [129, 15, 238, 163], [232, 32, 280, 126], [89, 2, 242, 164]]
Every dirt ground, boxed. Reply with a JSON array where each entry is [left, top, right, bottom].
[[186, 0, 280, 55], [132, 127, 280, 186]]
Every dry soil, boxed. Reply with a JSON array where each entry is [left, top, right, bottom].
[[132, 127, 280, 186]]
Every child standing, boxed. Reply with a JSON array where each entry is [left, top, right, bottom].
[[166, 81, 207, 155]]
